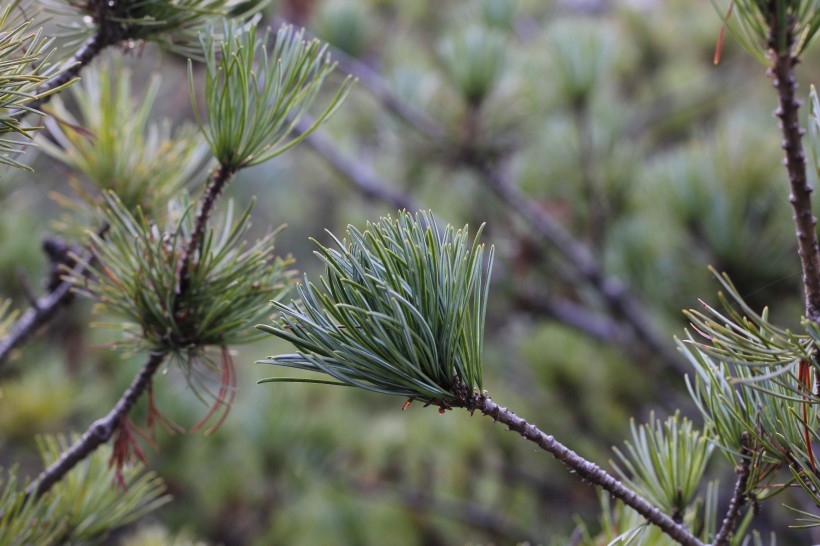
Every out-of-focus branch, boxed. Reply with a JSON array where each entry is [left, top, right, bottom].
[[293, 119, 419, 211], [0, 250, 88, 367], [26, 32, 110, 113], [477, 162, 688, 375], [302, 38, 686, 374], [25, 351, 167, 500], [513, 289, 635, 345]]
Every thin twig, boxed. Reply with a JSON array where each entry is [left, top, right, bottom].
[[713, 432, 752, 546], [469, 395, 705, 546], [25, 31, 110, 113], [176, 163, 236, 296], [25, 351, 167, 500], [476, 162, 689, 375], [768, 11, 820, 323], [293, 119, 419, 211], [0, 252, 88, 366]]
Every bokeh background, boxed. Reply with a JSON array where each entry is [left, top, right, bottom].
[[2, 0, 819, 543]]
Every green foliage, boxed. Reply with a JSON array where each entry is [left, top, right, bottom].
[[681, 271, 819, 505], [0, 435, 169, 545], [438, 25, 506, 107], [547, 20, 614, 110], [37, 434, 171, 542], [191, 22, 353, 170], [257, 211, 493, 404], [70, 191, 291, 357], [314, 2, 371, 59], [0, 4, 69, 170], [49, 0, 269, 56], [573, 487, 760, 546], [39, 60, 209, 218], [611, 412, 713, 520], [711, 0, 820, 63]]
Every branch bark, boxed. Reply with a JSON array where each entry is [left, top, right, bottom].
[[768, 13, 820, 323], [469, 395, 705, 546], [0, 261, 80, 366], [25, 351, 166, 500], [176, 163, 236, 297], [713, 432, 751, 546]]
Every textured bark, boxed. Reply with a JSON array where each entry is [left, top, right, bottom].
[[26, 352, 166, 500], [769, 13, 820, 323], [470, 396, 705, 546]]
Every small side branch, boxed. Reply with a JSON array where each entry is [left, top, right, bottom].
[[0, 252, 90, 367], [176, 164, 236, 296], [713, 432, 752, 546], [470, 395, 705, 546], [25, 351, 166, 500], [769, 18, 820, 323]]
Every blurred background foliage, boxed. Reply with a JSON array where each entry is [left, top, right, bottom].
[[1, 0, 817, 543]]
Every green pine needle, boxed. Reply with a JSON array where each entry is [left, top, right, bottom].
[[257, 210, 494, 406], [191, 22, 354, 170], [70, 191, 292, 357]]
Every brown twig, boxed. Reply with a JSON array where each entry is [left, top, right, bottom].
[[25, 31, 110, 113], [768, 11, 820, 323], [0, 250, 88, 367], [469, 395, 705, 546], [176, 164, 236, 297], [713, 432, 752, 546], [25, 351, 167, 500]]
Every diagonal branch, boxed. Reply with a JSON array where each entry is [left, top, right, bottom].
[[26, 31, 111, 113], [25, 351, 167, 500], [713, 432, 752, 546], [0, 269, 76, 366], [469, 395, 705, 546], [475, 162, 689, 374], [293, 119, 419, 211], [513, 289, 636, 346]]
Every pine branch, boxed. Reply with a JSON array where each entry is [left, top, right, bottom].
[[0, 263, 79, 366], [713, 432, 752, 546], [768, 14, 820, 323], [0, 232, 106, 367], [476, 162, 689, 375], [513, 290, 635, 346], [25, 31, 110, 113], [25, 351, 167, 500], [295, 42, 685, 374], [469, 395, 705, 546]]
